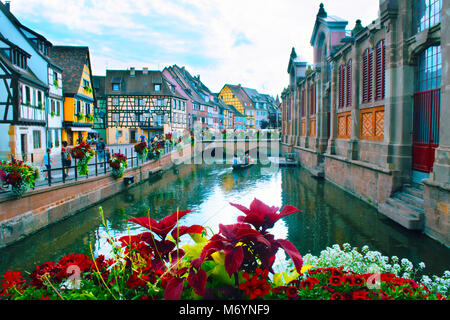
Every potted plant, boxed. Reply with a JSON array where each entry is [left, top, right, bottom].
[[86, 114, 94, 122], [70, 142, 94, 176], [76, 113, 85, 121], [134, 141, 148, 161], [50, 111, 55, 118], [53, 79, 59, 88], [0, 159, 39, 198], [109, 153, 127, 178]]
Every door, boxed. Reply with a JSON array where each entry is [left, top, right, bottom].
[[20, 134, 28, 162], [412, 88, 440, 173]]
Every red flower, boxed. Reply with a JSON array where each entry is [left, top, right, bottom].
[[402, 287, 414, 296], [0, 270, 26, 296], [330, 292, 344, 300], [285, 286, 298, 299], [436, 292, 446, 300], [351, 290, 370, 300], [126, 272, 150, 289], [352, 275, 365, 287], [329, 275, 344, 286], [239, 269, 271, 299]]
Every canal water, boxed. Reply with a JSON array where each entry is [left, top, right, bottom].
[[0, 163, 449, 278]]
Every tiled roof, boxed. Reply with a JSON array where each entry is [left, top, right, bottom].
[[48, 46, 91, 96], [93, 75, 106, 99], [226, 84, 254, 109], [105, 69, 184, 99], [0, 36, 47, 88]]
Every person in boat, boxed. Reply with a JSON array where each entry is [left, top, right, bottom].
[[244, 151, 250, 165]]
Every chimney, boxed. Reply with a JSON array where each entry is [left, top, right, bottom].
[[5, 1, 11, 11], [143, 67, 148, 75], [130, 67, 135, 77]]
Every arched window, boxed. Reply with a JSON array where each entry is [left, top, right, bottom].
[[362, 48, 373, 103], [375, 40, 385, 101]]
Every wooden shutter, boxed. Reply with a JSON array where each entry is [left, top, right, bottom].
[[375, 40, 385, 100], [301, 90, 305, 117], [310, 84, 315, 115], [346, 59, 352, 107], [362, 50, 369, 103], [338, 65, 345, 108]]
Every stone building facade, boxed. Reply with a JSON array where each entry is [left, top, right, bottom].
[[281, 1, 449, 246]]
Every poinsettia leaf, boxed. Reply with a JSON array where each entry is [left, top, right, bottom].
[[229, 202, 251, 215], [224, 246, 244, 277], [275, 239, 303, 273], [188, 268, 207, 297], [171, 225, 206, 241], [278, 205, 300, 218], [126, 217, 158, 231], [164, 277, 185, 300]]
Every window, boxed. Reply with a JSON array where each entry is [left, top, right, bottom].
[[83, 79, 90, 88], [416, 45, 441, 92], [54, 129, 60, 147], [57, 101, 61, 116], [25, 86, 31, 105], [76, 100, 81, 114], [414, 0, 442, 34], [338, 64, 346, 108], [375, 40, 385, 101], [154, 84, 161, 92], [33, 130, 41, 149], [86, 103, 91, 115], [362, 49, 373, 103], [346, 59, 352, 107], [112, 97, 119, 106], [112, 83, 120, 91]]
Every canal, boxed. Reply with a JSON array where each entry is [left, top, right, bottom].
[[0, 163, 449, 278]]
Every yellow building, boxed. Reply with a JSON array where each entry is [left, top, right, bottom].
[[218, 84, 255, 129], [49, 46, 96, 145]]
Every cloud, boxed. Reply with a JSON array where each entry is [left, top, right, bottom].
[[9, 0, 380, 97]]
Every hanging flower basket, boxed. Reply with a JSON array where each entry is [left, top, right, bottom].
[[0, 159, 39, 198], [70, 142, 94, 176], [109, 153, 127, 179], [134, 142, 148, 161]]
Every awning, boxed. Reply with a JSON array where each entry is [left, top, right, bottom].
[[70, 127, 95, 132]]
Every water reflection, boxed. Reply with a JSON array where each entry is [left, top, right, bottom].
[[0, 164, 448, 277]]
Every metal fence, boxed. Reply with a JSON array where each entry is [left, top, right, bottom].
[[0, 143, 176, 196]]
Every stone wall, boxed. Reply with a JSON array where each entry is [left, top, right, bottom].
[[423, 180, 450, 246], [0, 145, 192, 248], [324, 154, 400, 206]]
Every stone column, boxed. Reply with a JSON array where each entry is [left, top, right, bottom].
[[304, 79, 310, 149], [327, 61, 337, 155], [347, 42, 360, 160], [382, 0, 414, 181], [431, 0, 450, 185]]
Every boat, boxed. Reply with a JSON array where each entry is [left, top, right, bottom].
[[232, 163, 253, 170]]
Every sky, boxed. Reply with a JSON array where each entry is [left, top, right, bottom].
[[8, 0, 380, 98]]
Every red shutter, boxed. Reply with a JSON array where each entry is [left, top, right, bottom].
[[375, 40, 385, 100], [310, 84, 316, 115], [338, 65, 345, 108], [301, 90, 305, 117], [346, 60, 352, 107], [362, 50, 368, 103], [368, 50, 373, 101]]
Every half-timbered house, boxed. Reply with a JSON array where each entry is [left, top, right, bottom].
[[92, 75, 107, 141], [0, 1, 62, 162], [48, 46, 96, 146], [105, 68, 186, 144]]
